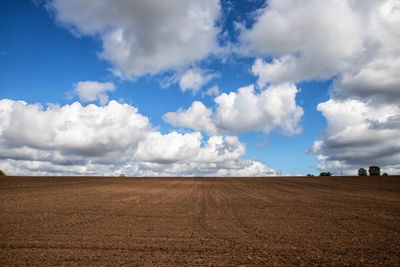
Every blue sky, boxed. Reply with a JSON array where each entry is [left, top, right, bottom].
[[1, 0, 399, 176]]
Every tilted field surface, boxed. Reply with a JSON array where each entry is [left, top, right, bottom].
[[0, 176, 399, 266]]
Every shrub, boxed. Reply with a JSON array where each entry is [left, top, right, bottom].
[[368, 166, 380, 176], [119, 173, 126, 178], [358, 168, 367, 176], [306, 174, 314, 177], [319, 172, 332, 176], [0, 170, 5, 176], [382, 173, 388, 176]]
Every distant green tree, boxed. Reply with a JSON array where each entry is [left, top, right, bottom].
[[368, 166, 380, 176], [0, 170, 6, 176], [358, 168, 367, 176], [119, 173, 126, 178], [319, 172, 332, 176], [306, 174, 314, 177], [382, 173, 388, 176]]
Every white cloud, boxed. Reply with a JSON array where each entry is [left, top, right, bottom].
[[48, 0, 221, 77], [135, 131, 202, 163], [335, 58, 400, 102], [0, 99, 278, 176], [309, 99, 400, 175], [74, 81, 115, 105], [243, 0, 400, 102], [179, 68, 217, 93], [214, 83, 303, 135], [202, 85, 220, 98], [242, 0, 363, 83], [198, 135, 245, 162], [163, 101, 217, 135], [164, 83, 303, 136], [0, 99, 151, 161], [333, 0, 400, 102]]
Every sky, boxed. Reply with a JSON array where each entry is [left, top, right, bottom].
[[0, 0, 399, 176]]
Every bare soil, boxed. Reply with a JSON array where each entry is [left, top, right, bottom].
[[1, 176, 399, 266]]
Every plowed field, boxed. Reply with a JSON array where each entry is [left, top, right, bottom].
[[1, 176, 399, 266]]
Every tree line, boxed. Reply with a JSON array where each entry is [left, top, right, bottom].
[[306, 166, 388, 177]]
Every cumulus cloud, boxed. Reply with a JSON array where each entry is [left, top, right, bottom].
[[163, 101, 217, 135], [74, 81, 115, 105], [164, 83, 303, 136], [179, 68, 217, 93], [334, 55, 400, 103], [242, 0, 400, 102], [242, 0, 363, 83], [47, 0, 220, 77], [0, 99, 278, 176], [309, 99, 400, 174], [133, 135, 278, 177], [332, 0, 400, 102], [0, 99, 151, 161], [135, 132, 202, 164]]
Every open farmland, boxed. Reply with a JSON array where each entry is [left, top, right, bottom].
[[1, 176, 399, 266]]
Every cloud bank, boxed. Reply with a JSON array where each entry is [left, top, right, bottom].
[[0, 99, 278, 176]]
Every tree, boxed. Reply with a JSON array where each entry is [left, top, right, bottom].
[[358, 168, 367, 176], [306, 174, 314, 177], [0, 170, 6, 176], [119, 173, 126, 178], [368, 166, 380, 176], [319, 172, 332, 176]]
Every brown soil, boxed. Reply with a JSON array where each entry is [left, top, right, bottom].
[[1, 176, 399, 266]]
